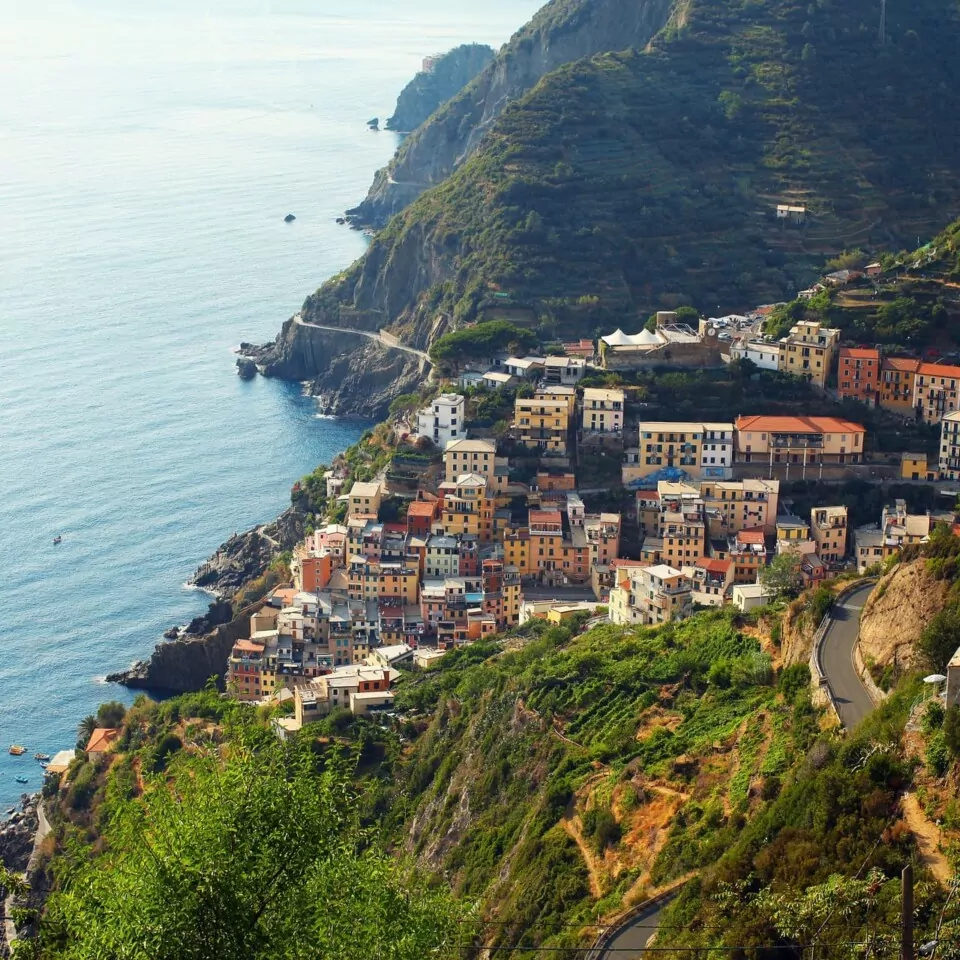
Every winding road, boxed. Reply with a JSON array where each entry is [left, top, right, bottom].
[[597, 581, 879, 957], [818, 582, 877, 730], [292, 314, 432, 364]]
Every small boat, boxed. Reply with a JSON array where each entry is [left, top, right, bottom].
[[8, 745, 26, 756], [34, 753, 50, 762], [15, 777, 28, 785], [53, 535, 62, 545]]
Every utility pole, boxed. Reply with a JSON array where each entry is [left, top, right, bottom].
[[902, 865, 914, 960], [879, 0, 887, 44]]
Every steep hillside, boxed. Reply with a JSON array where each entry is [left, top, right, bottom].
[[258, 0, 960, 412], [349, 0, 677, 225], [385, 44, 494, 133]]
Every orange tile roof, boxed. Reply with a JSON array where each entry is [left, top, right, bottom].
[[737, 528, 766, 544], [529, 510, 562, 525], [840, 347, 880, 360], [636, 490, 661, 501], [85, 728, 120, 754], [696, 558, 733, 574], [234, 640, 264, 654], [735, 415, 865, 435], [407, 501, 436, 518], [611, 558, 648, 569], [918, 362, 960, 380], [882, 357, 920, 372]]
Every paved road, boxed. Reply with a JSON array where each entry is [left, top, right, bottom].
[[819, 582, 877, 730], [598, 898, 670, 959], [293, 314, 432, 363]]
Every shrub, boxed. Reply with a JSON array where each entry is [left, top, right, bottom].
[[921, 700, 945, 735], [943, 706, 960, 758], [926, 733, 950, 777], [148, 733, 183, 774]]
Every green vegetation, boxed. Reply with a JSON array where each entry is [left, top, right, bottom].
[[429, 321, 538, 370], [33, 694, 463, 960], [317, 0, 960, 339]]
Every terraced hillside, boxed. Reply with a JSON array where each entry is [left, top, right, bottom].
[[258, 0, 960, 408]]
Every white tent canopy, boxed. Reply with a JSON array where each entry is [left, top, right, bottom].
[[601, 328, 662, 347]]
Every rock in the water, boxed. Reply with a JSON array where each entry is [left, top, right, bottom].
[[367, 117, 379, 128], [236, 356, 257, 380], [335, 217, 346, 225], [284, 213, 296, 223], [162, 626, 180, 640]]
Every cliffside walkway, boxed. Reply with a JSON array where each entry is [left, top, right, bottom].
[[818, 582, 877, 730], [293, 314, 432, 364]]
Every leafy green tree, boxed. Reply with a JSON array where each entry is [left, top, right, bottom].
[[76, 715, 97, 749], [943, 705, 960, 758], [95, 701, 127, 729], [920, 606, 960, 672], [759, 553, 803, 599], [41, 736, 464, 960]]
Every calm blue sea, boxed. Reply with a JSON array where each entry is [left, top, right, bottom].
[[0, 0, 537, 809]]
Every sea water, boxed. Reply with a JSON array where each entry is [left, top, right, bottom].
[[0, 0, 539, 809]]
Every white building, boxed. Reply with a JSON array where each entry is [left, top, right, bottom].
[[940, 411, 960, 480], [504, 357, 545, 380], [417, 393, 465, 450], [700, 422, 734, 479], [609, 564, 692, 626], [543, 356, 586, 386], [731, 339, 782, 371], [581, 387, 624, 434]]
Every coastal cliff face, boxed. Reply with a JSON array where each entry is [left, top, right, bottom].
[[386, 44, 494, 134], [108, 507, 306, 693], [349, 0, 676, 226]]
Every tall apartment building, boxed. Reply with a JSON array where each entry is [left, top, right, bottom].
[[581, 387, 624, 434], [416, 393, 465, 450], [940, 411, 960, 480], [658, 483, 707, 568], [777, 320, 840, 388], [915, 362, 960, 424], [634, 421, 735, 480], [700, 478, 780, 534], [879, 357, 920, 415], [444, 439, 508, 496], [837, 347, 880, 406], [810, 506, 848, 562], [514, 393, 571, 455]]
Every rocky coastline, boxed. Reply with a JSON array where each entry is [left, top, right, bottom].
[[107, 506, 307, 694], [1, 796, 44, 958]]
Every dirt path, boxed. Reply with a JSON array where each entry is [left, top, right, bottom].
[[562, 816, 606, 900], [902, 792, 953, 885]]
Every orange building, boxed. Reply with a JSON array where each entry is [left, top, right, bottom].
[[735, 416, 865, 465], [838, 347, 880, 406], [227, 639, 266, 701], [301, 553, 334, 593], [879, 357, 920, 415]]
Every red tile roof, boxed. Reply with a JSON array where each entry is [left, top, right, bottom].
[[882, 357, 920, 372], [735, 415, 865, 435], [840, 347, 880, 360], [696, 558, 733, 574], [233, 640, 264, 654], [85, 728, 120, 755], [529, 510, 563, 525], [918, 362, 960, 380], [407, 501, 437, 518], [737, 528, 766, 544]]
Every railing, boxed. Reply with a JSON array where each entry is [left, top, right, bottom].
[[584, 884, 688, 960]]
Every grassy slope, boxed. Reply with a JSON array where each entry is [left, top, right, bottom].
[[346, 0, 960, 333]]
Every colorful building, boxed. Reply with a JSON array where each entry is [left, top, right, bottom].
[[915, 362, 960, 424], [879, 357, 920, 415], [777, 320, 840, 388], [838, 347, 880, 406], [734, 416, 865, 466]]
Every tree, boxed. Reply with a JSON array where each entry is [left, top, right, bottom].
[[759, 553, 803, 599], [943, 705, 960, 758], [41, 736, 464, 959], [76, 715, 97, 749], [920, 606, 960, 672], [96, 701, 127, 729]]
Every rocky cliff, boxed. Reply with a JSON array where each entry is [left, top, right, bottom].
[[108, 506, 306, 693], [349, 0, 676, 226], [859, 559, 949, 673], [385, 44, 494, 134]]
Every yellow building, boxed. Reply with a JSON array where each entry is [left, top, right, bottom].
[[700, 478, 780, 534], [444, 439, 507, 496], [879, 357, 920, 415], [637, 422, 704, 478], [902, 452, 938, 482], [915, 363, 960, 424], [537, 384, 577, 414], [735, 416, 865, 465], [811, 506, 848, 563], [347, 480, 383, 518], [438, 474, 496, 542], [503, 527, 533, 576], [515, 395, 571, 455], [777, 320, 840, 388], [609, 564, 692, 626]]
